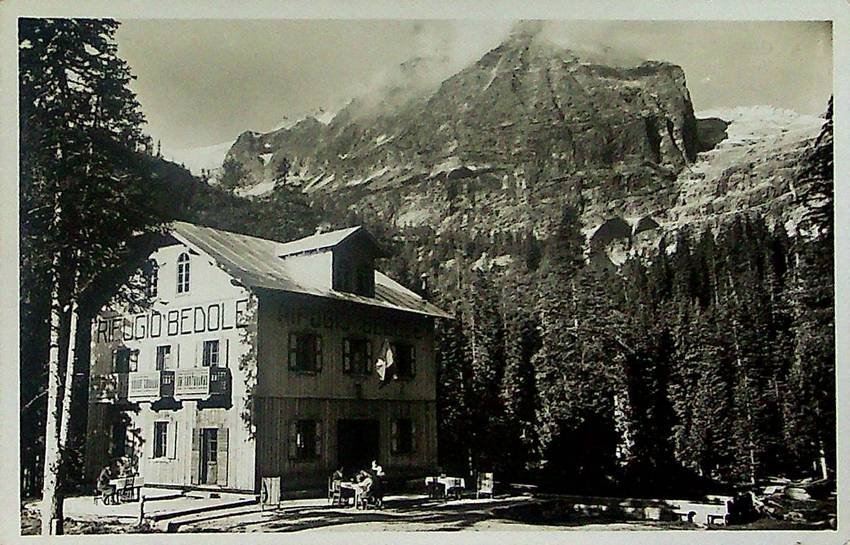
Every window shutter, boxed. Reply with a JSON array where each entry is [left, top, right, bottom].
[[190, 428, 200, 484], [391, 420, 399, 454], [197, 340, 205, 367], [217, 427, 229, 486], [343, 339, 351, 373], [288, 333, 297, 370], [366, 340, 373, 372], [315, 335, 323, 372], [167, 421, 178, 459], [288, 421, 298, 460], [410, 346, 417, 377], [150, 425, 157, 458], [314, 421, 323, 459]]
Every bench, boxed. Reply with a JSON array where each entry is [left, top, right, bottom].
[[97, 475, 145, 505]]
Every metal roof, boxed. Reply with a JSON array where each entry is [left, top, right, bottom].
[[169, 221, 451, 319], [275, 226, 363, 257]]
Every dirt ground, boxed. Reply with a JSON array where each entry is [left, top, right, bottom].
[[21, 494, 828, 535]]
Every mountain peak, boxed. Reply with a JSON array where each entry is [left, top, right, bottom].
[[507, 20, 545, 43]]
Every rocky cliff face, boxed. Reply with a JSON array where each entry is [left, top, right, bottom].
[[218, 25, 827, 284]]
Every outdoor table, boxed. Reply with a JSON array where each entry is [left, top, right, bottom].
[[106, 475, 143, 504], [425, 476, 465, 499], [339, 481, 357, 506]]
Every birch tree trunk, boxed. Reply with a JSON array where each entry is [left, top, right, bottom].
[[40, 259, 66, 536], [58, 269, 80, 458], [56, 290, 79, 533]]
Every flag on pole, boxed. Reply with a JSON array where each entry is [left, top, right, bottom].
[[375, 340, 395, 384]]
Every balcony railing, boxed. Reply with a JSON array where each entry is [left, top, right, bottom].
[[175, 367, 231, 400], [90, 373, 128, 403], [91, 367, 231, 404], [127, 371, 162, 401]]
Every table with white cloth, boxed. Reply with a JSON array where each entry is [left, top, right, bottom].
[[425, 476, 465, 499]]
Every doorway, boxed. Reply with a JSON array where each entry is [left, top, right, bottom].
[[199, 428, 218, 485], [336, 419, 379, 474]]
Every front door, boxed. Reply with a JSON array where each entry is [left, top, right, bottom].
[[199, 428, 218, 484], [337, 419, 379, 474]]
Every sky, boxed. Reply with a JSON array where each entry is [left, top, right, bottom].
[[115, 19, 833, 154]]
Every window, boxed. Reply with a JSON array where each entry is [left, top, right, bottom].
[[343, 338, 372, 374], [288, 333, 322, 373], [391, 418, 414, 454], [202, 340, 220, 367], [113, 348, 139, 373], [335, 260, 373, 296], [155, 345, 172, 371], [206, 429, 218, 463], [143, 259, 159, 298], [392, 342, 416, 378], [153, 421, 168, 458], [289, 420, 322, 461], [177, 252, 190, 294]]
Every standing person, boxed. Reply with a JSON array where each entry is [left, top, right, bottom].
[[370, 460, 386, 508]]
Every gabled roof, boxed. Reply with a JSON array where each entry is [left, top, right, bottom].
[[276, 226, 369, 257], [169, 221, 450, 319]]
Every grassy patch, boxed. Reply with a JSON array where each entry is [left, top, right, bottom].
[[21, 508, 162, 535]]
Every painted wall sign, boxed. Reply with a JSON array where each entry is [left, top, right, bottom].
[[95, 298, 250, 344], [277, 306, 425, 340]]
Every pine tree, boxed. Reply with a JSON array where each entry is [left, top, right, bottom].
[[466, 271, 507, 472], [499, 309, 540, 476], [435, 316, 474, 474], [20, 18, 161, 534]]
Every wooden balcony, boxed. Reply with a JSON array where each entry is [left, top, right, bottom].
[[90, 373, 129, 403], [174, 367, 231, 400], [127, 371, 162, 402], [90, 368, 231, 405]]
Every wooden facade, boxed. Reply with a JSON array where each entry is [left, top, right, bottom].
[[85, 223, 447, 494]]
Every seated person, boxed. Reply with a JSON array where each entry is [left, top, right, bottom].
[[96, 463, 115, 501], [354, 470, 374, 503]]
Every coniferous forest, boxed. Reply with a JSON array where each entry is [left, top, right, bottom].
[[425, 106, 835, 496], [19, 17, 834, 530]]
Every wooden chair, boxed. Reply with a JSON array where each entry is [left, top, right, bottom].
[[446, 477, 464, 500], [476, 472, 494, 499], [94, 486, 117, 505], [328, 476, 343, 505], [426, 476, 441, 499]]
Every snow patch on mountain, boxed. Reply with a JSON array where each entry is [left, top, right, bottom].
[[234, 179, 277, 198]]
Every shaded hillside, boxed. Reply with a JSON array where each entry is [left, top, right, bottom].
[[141, 154, 321, 243], [212, 25, 827, 312]]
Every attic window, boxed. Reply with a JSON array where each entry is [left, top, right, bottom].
[[177, 252, 190, 294], [335, 263, 375, 297]]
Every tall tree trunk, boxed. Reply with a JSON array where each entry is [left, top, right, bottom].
[[818, 439, 829, 480], [726, 271, 758, 484], [40, 259, 66, 536], [58, 290, 80, 504]]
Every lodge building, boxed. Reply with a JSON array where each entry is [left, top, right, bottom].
[[85, 221, 449, 493]]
